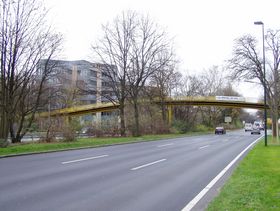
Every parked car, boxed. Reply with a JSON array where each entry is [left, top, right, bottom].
[[244, 123, 253, 132], [251, 128, 261, 135], [215, 126, 226, 135]]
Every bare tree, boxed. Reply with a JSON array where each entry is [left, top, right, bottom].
[[199, 66, 225, 96], [198, 66, 227, 127], [229, 35, 264, 83], [219, 83, 243, 126], [173, 75, 201, 131], [127, 15, 174, 136], [92, 11, 174, 137], [229, 32, 280, 137], [265, 30, 280, 137], [92, 11, 137, 136], [177, 75, 202, 97], [0, 0, 62, 143], [148, 58, 180, 122], [174, 68, 240, 129]]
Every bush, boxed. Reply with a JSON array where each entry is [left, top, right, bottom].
[[62, 127, 76, 142], [234, 120, 243, 129], [139, 114, 170, 135], [172, 120, 190, 134], [193, 124, 211, 132], [28, 122, 39, 133], [0, 139, 9, 148], [41, 123, 57, 143], [82, 117, 120, 137], [61, 122, 77, 142]]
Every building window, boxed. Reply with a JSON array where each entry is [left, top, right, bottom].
[[89, 70, 97, 77], [102, 82, 111, 87], [67, 69, 72, 75]]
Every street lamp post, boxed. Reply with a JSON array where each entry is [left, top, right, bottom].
[[254, 21, 268, 146]]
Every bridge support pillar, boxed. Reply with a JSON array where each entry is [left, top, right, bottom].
[[167, 105, 173, 125], [64, 116, 71, 125]]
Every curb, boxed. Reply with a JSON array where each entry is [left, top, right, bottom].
[[0, 132, 214, 159], [0, 140, 149, 159]]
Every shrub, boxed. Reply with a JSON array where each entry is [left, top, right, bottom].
[[28, 122, 39, 133], [193, 124, 211, 132], [62, 126, 77, 142], [61, 120, 78, 142], [172, 120, 190, 134], [82, 117, 120, 137], [0, 139, 9, 148]]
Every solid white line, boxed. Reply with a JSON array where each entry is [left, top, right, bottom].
[[198, 145, 210, 149], [62, 155, 108, 164], [181, 136, 263, 211], [131, 159, 166, 171], [157, 143, 174, 147]]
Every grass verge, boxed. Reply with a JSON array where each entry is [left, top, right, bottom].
[[0, 131, 210, 157], [207, 137, 280, 210]]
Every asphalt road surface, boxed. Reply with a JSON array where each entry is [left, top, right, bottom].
[[0, 130, 262, 211]]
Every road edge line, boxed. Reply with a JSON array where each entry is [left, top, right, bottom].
[[181, 135, 263, 211]]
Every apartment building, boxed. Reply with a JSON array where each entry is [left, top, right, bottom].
[[38, 59, 116, 124]]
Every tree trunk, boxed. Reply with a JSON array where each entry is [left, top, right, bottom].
[[119, 101, 126, 136], [0, 84, 9, 141], [11, 136, 21, 143], [271, 111, 278, 139], [10, 123, 20, 143], [133, 98, 140, 137], [0, 109, 9, 142], [160, 97, 167, 122], [270, 100, 278, 139]]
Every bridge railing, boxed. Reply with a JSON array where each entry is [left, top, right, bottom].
[[165, 96, 263, 103]]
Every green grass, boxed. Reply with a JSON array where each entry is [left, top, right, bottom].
[[0, 131, 209, 156], [269, 136, 280, 145], [207, 137, 280, 211]]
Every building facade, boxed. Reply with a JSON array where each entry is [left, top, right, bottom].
[[38, 59, 116, 125]]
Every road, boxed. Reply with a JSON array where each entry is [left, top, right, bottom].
[[0, 130, 262, 211]]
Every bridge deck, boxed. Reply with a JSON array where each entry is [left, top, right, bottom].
[[38, 102, 120, 118], [38, 97, 267, 118]]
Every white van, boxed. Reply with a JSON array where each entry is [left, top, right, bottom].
[[244, 123, 253, 132]]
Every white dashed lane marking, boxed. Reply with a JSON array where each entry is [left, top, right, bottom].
[[62, 155, 109, 164], [157, 143, 174, 147], [198, 145, 210, 150], [131, 159, 167, 171]]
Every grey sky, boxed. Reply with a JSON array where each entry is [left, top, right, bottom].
[[45, 0, 280, 98]]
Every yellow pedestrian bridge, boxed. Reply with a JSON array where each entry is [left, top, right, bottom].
[[38, 96, 268, 118]]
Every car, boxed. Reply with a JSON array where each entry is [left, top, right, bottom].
[[253, 122, 261, 129], [254, 122, 264, 130], [215, 126, 226, 135], [251, 128, 261, 135], [80, 126, 93, 134], [259, 124, 264, 130], [244, 123, 253, 132]]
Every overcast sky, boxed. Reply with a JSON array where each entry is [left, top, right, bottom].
[[45, 0, 280, 98]]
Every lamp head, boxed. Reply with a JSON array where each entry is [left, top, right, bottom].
[[254, 21, 264, 25]]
